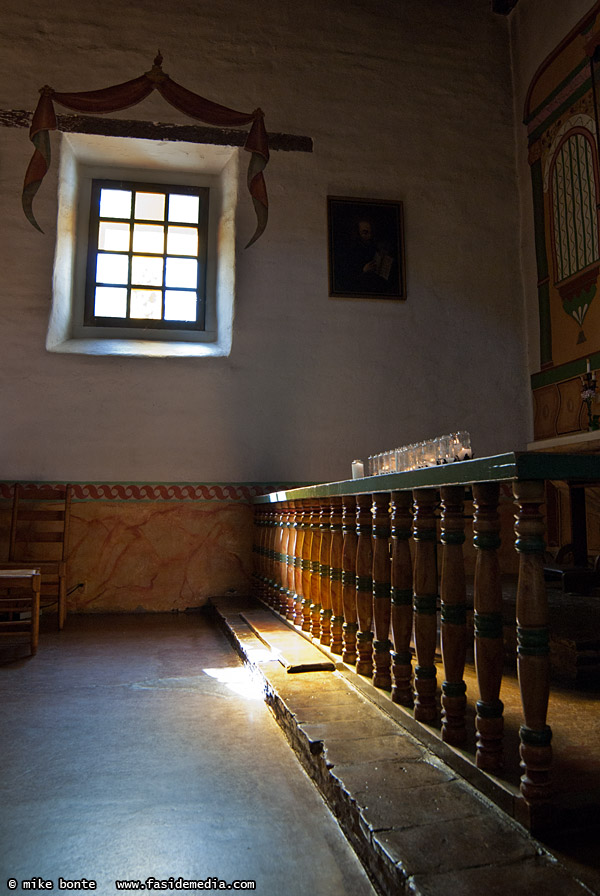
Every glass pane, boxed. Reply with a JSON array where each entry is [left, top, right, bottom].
[[165, 290, 197, 322], [98, 221, 130, 252], [131, 255, 164, 287], [134, 192, 165, 221], [96, 253, 129, 285], [94, 286, 127, 318], [99, 189, 132, 219], [168, 194, 199, 223], [133, 224, 164, 254], [130, 289, 162, 320], [166, 257, 198, 288], [167, 226, 198, 256]]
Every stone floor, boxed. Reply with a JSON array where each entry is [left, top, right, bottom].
[[1, 605, 599, 896], [0, 613, 377, 896], [208, 595, 600, 896]]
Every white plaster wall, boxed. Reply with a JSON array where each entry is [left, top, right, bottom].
[[0, 0, 527, 484], [509, 0, 597, 376]]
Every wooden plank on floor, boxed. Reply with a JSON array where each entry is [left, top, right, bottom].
[[239, 609, 336, 673]]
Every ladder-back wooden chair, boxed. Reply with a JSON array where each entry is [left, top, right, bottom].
[[2, 484, 72, 630], [0, 568, 41, 656]]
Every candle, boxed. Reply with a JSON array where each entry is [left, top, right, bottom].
[[352, 460, 365, 479], [587, 358, 591, 373]]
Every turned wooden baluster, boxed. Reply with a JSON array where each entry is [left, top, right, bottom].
[[251, 507, 261, 599], [356, 493, 374, 677], [372, 492, 392, 689], [264, 507, 275, 604], [310, 501, 324, 639], [286, 502, 299, 620], [301, 501, 317, 631], [271, 503, 281, 608], [472, 482, 505, 771], [293, 501, 307, 626], [329, 496, 344, 654], [259, 507, 272, 601], [278, 501, 291, 614], [513, 480, 553, 829], [319, 501, 333, 645], [341, 496, 358, 664], [439, 485, 468, 746], [412, 488, 439, 722], [390, 490, 414, 705], [274, 503, 286, 608]]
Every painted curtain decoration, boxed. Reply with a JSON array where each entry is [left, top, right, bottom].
[[22, 53, 269, 247]]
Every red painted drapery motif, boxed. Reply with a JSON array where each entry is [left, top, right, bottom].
[[23, 55, 269, 246]]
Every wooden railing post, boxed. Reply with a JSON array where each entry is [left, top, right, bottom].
[[341, 496, 358, 665], [266, 506, 277, 605], [286, 501, 299, 620], [472, 482, 505, 771], [390, 490, 413, 705], [439, 485, 468, 746], [301, 501, 315, 631], [372, 492, 392, 689], [329, 496, 344, 655], [278, 501, 291, 614], [251, 506, 261, 600], [412, 488, 439, 723], [293, 501, 307, 626], [310, 500, 324, 639], [513, 480, 553, 830], [356, 493, 374, 677], [319, 500, 333, 645]]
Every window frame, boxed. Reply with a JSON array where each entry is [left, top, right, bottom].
[[48, 132, 239, 358], [85, 178, 210, 333]]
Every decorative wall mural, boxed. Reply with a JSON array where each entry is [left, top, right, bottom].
[[524, 6, 600, 366], [525, 2, 600, 437]]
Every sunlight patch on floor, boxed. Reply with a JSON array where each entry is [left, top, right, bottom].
[[203, 665, 266, 700]]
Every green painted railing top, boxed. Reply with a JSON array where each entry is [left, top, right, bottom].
[[252, 452, 600, 504]]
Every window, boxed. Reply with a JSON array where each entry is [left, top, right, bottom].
[[550, 129, 599, 283], [48, 133, 238, 358], [86, 180, 209, 332]]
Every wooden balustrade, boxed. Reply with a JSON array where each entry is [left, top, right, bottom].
[[341, 496, 358, 664], [439, 485, 468, 745], [513, 480, 552, 830], [390, 490, 414, 705], [293, 501, 307, 626], [310, 501, 324, 639], [318, 502, 333, 645], [301, 500, 315, 631], [251, 452, 600, 831], [286, 502, 298, 620], [412, 488, 439, 723], [472, 482, 505, 771], [372, 492, 392, 689], [329, 496, 344, 655], [355, 493, 374, 677]]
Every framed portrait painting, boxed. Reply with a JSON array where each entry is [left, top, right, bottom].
[[327, 196, 406, 300]]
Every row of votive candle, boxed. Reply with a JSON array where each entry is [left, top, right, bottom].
[[367, 432, 472, 476]]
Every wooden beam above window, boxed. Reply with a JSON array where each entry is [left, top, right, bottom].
[[0, 109, 313, 153]]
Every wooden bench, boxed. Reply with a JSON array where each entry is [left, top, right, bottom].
[[0, 568, 42, 656]]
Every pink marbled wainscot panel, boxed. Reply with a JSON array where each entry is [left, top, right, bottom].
[[67, 497, 254, 613]]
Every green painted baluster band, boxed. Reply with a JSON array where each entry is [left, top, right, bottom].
[[391, 587, 413, 606], [441, 603, 467, 625], [413, 593, 438, 615], [474, 612, 504, 639], [517, 625, 549, 656]]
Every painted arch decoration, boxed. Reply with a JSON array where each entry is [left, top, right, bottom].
[[22, 53, 269, 247], [524, 3, 600, 371]]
